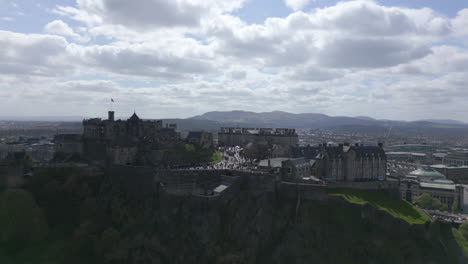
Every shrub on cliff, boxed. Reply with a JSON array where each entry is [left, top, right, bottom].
[[459, 222, 468, 241]]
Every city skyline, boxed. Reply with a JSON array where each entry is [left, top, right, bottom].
[[1, 0, 468, 121]]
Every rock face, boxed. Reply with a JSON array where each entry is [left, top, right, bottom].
[[98, 173, 465, 264]]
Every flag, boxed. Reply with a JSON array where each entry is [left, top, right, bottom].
[[111, 98, 114, 102]]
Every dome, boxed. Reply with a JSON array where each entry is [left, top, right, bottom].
[[407, 167, 446, 181]]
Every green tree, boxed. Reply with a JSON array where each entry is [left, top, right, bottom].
[[185, 144, 196, 152], [413, 193, 432, 208], [432, 198, 443, 210], [210, 151, 222, 164], [459, 221, 468, 241], [440, 204, 448, 212], [0, 189, 48, 251], [413, 193, 443, 210], [452, 200, 459, 213]]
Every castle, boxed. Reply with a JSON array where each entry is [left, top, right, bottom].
[[82, 111, 179, 145], [56, 111, 180, 165]]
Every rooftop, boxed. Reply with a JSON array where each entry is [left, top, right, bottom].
[[420, 182, 456, 190], [258, 158, 289, 168], [408, 167, 446, 180], [431, 164, 468, 169]]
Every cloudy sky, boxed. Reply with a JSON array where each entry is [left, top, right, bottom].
[[1, 0, 468, 121]]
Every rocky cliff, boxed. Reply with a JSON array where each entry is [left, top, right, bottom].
[[97, 172, 466, 264]]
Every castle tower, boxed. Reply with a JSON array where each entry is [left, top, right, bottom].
[[108, 111, 115, 121]]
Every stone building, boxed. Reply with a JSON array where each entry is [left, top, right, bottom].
[[400, 167, 464, 211], [292, 143, 387, 182], [27, 143, 55, 162], [443, 151, 468, 166], [186, 131, 213, 149], [281, 158, 311, 179], [218, 127, 298, 148], [54, 134, 83, 155], [431, 164, 468, 184], [258, 157, 310, 177]]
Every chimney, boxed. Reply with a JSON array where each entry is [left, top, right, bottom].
[[108, 111, 115, 121], [378, 142, 384, 149], [268, 159, 271, 167]]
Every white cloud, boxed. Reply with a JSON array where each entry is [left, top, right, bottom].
[[1, 0, 468, 120], [284, 0, 311, 11], [286, 65, 345, 81], [452, 9, 468, 36], [0, 30, 72, 77], [0, 16, 14, 21], [230, 70, 247, 80], [54, 0, 246, 29], [44, 20, 86, 41], [58, 80, 120, 93], [73, 40, 218, 80], [206, 1, 450, 69]]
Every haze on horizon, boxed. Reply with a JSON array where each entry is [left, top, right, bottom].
[[1, 0, 468, 121]]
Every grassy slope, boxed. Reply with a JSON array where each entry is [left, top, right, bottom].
[[452, 228, 468, 257], [327, 188, 430, 224]]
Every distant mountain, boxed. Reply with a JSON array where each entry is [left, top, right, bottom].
[[190, 110, 468, 137], [354, 116, 376, 121], [190, 110, 380, 128], [416, 119, 466, 125]]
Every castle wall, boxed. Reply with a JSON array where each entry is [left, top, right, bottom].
[[107, 146, 138, 165]]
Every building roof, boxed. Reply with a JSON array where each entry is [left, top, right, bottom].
[[213, 184, 228, 193], [408, 167, 446, 180], [420, 182, 456, 190], [431, 164, 468, 169], [129, 112, 140, 121], [258, 158, 289, 168], [292, 144, 385, 159], [386, 151, 412, 155], [288, 157, 309, 167]]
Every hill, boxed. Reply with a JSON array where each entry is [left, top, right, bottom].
[[190, 110, 468, 137], [417, 119, 466, 125]]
